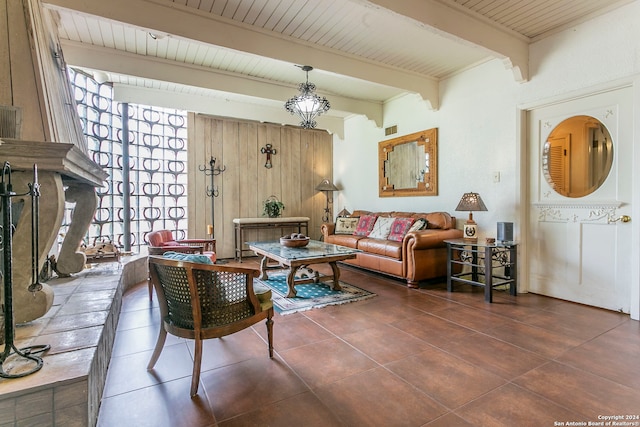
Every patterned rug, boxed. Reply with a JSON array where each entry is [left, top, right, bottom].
[[256, 271, 376, 315]]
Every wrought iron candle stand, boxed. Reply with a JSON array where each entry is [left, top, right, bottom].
[[198, 156, 226, 238], [0, 162, 50, 378]]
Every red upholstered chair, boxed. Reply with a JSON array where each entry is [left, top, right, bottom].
[[146, 230, 217, 299]]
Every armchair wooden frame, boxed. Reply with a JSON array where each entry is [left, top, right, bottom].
[[147, 256, 274, 396], [146, 229, 216, 300]]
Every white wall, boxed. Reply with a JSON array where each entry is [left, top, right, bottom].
[[336, 60, 520, 241], [336, 1, 640, 236], [334, 0, 640, 318]]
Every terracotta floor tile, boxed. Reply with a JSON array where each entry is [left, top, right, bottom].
[[556, 320, 640, 390], [218, 391, 345, 427], [302, 304, 381, 336], [341, 323, 430, 364], [111, 324, 184, 357], [117, 307, 160, 331], [252, 315, 334, 351], [439, 332, 548, 380], [315, 367, 447, 426], [201, 356, 307, 422], [193, 328, 273, 372], [86, 264, 639, 427], [386, 347, 506, 409], [103, 342, 194, 397], [456, 383, 583, 427], [351, 297, 426, 323], [485, 321, 585, 358], [395, 291, 459, 313], [97, 377, 216, 427], [391, 313, 475, 347], [521, 302, 627, 340], [279, 337, 377, 389], [424, 413, 477, 427], [514, 361, 640, 417], [433, 304, 513, 333]]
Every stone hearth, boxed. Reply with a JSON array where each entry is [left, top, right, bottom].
[[0, 254, 147, 426]]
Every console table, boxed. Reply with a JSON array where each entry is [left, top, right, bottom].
[[233, 216, 310, 261], [444, 238, 518, 302]]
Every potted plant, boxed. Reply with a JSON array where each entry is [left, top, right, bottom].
[[262, 196, 285, 218]]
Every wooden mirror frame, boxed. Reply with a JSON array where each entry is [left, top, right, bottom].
[[379, 128, 438, 197]]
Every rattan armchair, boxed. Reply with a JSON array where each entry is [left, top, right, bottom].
[[147, 256, 274, 397]]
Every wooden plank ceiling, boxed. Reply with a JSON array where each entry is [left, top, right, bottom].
[[43, 0, 631, 123]]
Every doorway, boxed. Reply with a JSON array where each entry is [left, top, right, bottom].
[[527, 87, 634, 313]]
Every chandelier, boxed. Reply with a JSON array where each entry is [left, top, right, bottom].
[[284, 65, 330, 129]]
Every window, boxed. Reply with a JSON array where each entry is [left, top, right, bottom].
[[67, 69, 188, 252]]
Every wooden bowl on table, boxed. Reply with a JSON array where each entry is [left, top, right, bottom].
[[280, 236, 310, 248]]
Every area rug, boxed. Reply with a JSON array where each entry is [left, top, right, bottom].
[[256, 271, 376, 315]]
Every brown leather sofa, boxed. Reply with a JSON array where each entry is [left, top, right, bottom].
[[321, 210, 463, 288]]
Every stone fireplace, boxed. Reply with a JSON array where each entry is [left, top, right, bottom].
[[1, 0, 107, 325]]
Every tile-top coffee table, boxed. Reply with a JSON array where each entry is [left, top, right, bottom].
[[247, 240, 360, 298]]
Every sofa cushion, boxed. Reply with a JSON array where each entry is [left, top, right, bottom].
[[368, 217, 395, 239], [325, 234, 364, 248], [357, 238, 402, 259], [335, 217, 360, 234], [408, 218, 428, 232], [354, 214, 378, 236], [388, 217, 415, 241]]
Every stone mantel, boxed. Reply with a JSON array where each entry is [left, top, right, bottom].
[[0, 138, 107, 186]]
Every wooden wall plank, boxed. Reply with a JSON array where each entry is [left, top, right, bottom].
[[188, 115, 332, 258]]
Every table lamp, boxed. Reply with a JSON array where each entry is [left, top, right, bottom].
[[455, 192, 488, 241]]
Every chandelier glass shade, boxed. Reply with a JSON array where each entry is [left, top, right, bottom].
[[285, 66, 330, 129]]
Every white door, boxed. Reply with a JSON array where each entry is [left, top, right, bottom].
[[528, 87, 633, 313]]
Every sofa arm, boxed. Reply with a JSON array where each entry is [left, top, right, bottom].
[[320, 223, 335, 238], [403, 229, 463, 250]]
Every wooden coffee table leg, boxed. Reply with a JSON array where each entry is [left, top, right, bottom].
[[328, 262, 342, 291], [259, 255, 269, 280], [286, 266, 299, 298]]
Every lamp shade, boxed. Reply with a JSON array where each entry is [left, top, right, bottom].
[[284, 66, 330, 129], [455, 192, 487, 241], [455, 192, 488, 212], [315, 179, 339, 192]]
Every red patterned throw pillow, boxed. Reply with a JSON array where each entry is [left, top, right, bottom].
[[353, 214, 378, 236], [388, 217, 416, 241]]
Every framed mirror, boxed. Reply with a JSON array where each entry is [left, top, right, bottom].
[[542, 115, 613, 198], [379, 128, 438, 197]]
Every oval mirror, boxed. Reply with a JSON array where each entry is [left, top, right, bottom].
[[542, 115, 613, 198]]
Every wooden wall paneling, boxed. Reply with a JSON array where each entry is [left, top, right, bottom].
[[315, 131, 334, 236], [0, 1, 10, 105], [4, 0, 46, 141], [299, 131, 317, 237], [219, 120, 239, 256], [187, 115, 333, 259], [282, 127, 302, 216], [197, 116, 213, 237], [240, 122, 260, 248]]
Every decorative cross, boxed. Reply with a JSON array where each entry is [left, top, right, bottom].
[[260, 144, 277, 168]]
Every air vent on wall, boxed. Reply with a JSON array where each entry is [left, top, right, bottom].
[[385, 125, 397, 136], [0, 106, 22, 139]]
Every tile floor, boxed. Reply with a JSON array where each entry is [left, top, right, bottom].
[[97, 259, 640, 427]]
